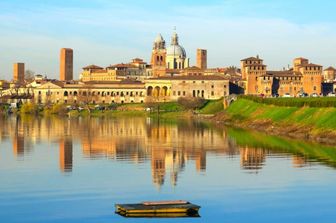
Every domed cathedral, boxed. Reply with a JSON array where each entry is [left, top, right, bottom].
[[150, 31, 190, 77], [151, 34, 167, 77], [166, 32, 189, 70]]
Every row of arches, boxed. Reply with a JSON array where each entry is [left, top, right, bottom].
[[147, 86, 170, 97]]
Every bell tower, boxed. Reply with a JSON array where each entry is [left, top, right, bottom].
[[151, 34, 167, 77]]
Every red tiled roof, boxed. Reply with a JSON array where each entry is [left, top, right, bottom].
[[107, 63, 138, 69], [83, 65, 104, 70], [324, 66, 336, 71], [301, 63, 322, 67], [266, 70, 302, 77], [241, 56, 263, 61], [148, 75, 229, 81]]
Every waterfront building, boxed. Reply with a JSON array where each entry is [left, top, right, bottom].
[[80, 65, 117, 82], [60, 48, 73, 81], [242, 56, 323, 96], [323, 67, 336, 83], [145, 75, 229, 102], [80, 59, 152, 82], [0, 80, 10, 91], [33, 80, 146, 104], [13, 63, 25, 83]]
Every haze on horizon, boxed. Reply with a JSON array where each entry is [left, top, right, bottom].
[[1, 0, 336, 80]]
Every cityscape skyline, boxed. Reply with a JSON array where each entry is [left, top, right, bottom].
[[1, 0, 336, 79]]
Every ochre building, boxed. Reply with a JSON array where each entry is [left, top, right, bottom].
[[242, 56, 323, 96]]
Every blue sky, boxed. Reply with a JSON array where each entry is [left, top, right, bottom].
[[1, 0, 336, 80]]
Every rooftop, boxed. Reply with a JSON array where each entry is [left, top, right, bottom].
[[241, 56, 263, 62], [83, 65, 104, 70], [149, 75, 229, 81]]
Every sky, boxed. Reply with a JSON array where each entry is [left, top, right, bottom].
[[1, 0, 336, 80]]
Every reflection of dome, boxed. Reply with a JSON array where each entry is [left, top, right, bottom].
[[166, 45, 186, 58]]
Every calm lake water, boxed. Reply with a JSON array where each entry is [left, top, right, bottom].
[[0, 116, 336, 223]]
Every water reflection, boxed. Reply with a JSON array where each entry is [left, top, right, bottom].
[[1, 116, 336, 188], [59, 138, 73, 172]]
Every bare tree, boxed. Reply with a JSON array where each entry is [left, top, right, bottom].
[[25, 70, 35, 81]]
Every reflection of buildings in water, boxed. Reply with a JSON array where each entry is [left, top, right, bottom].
[[151, 148, 166, 187], [1, 116, 237, 186], [195, 151, 206, 172], [59, 138, 73, 172], [240, 147, 267, 172], [13, 135, 25, 157], [13, 116, 25, 157], [292, 155, 307, 168], [151, 149, 186, 188]]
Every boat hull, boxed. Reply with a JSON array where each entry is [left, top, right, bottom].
[[115, 202, 200, 217]]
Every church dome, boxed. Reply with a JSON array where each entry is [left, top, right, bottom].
[[166, 32, 186, 58], [166, 45, 186, 58]]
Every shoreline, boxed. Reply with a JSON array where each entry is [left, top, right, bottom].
[[2, 98, 336, 146]]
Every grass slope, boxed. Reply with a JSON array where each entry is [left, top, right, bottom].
[[226, 98, 336, 130], [198, 99, 224, 114]]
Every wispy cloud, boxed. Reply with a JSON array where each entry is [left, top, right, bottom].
[[1, 0, 336, 79]]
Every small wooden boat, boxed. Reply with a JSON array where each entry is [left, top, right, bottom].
[[115, 200, 200, 218]]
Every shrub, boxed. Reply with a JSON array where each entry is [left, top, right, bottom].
[[50, 104, 67, 115], [177, 97, 207, 110], [20, 103, 39, 114]]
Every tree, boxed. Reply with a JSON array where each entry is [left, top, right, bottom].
[[177, 97, 206, 110], [25, 70, 35, 81]]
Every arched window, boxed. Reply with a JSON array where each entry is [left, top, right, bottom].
[[147, 86, 153, 96], [64, 91, 68, 96]]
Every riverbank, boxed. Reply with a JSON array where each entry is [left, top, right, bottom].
[[2, 97, 336, 145], [214, 98, 336, 145]]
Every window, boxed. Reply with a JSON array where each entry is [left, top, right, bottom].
[[211, 91, 214, 96], [183, 91, 186, 96], [178, 91, 181, 96], [314, 86, 317, 91]]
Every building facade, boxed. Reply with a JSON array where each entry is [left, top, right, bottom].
[[60, 48, 73, 81], [33, 80, 146, 105], [323, 67, 336, 83], [145, 76, 229, 102], [243, 56, 323, 96]]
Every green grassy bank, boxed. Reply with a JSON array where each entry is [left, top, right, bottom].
[[223, 98, 336, 144]]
